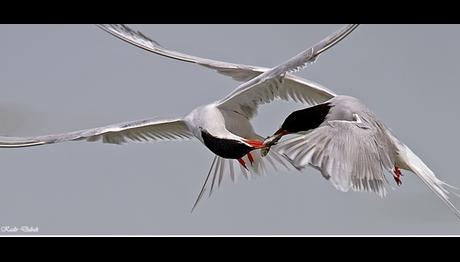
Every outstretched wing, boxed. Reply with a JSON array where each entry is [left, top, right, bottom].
[[97, 24, 264, 82], [0, 117, 192, 148], [98, 24, 339, 113], [217, 24, 358, 118], [276, 119, 394, 197]]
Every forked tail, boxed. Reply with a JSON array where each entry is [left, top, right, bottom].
[[191, 148, 292, 212], [396, 142, 460, 219]]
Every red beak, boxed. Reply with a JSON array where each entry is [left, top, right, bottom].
[[243, 139, 265, 149]]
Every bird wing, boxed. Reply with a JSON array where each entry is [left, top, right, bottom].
[[97, 24, 338, 114], [216, 24, 358, 118], [276, 118, 394, 197], [97, 24, 264, 82], [0, 118, 193, 148]]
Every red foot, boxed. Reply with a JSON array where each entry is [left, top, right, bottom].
[[247, 152, 254, 166], [238, 158, 248, 170], [393, 166, 403, 186]]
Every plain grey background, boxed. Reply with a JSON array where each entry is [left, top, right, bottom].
[[1, 24, 459, 235]]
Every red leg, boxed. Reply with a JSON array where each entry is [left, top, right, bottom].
[[247, 152, 255, 166], [238, 158, 248, 170], [393, 166, 402, 186]]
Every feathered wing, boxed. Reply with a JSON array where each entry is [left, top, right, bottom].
[[390, 134, 460, 219], [97, 24, 265, 82], [276, 120, 395, 197], [216, 24, 358, 119], [0, 117, 193, 148], [98, 24, 339, 114], [278, 118, 460, 219]]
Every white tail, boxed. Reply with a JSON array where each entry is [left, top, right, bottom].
[[396, 142, 460, 219], [191, 149, 293, 212]]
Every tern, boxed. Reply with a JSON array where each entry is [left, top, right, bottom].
[[263, 95, 460, 218], [0, 24, 358, 210], [97, 24, 460, 218]]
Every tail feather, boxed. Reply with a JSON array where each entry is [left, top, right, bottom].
[[397, 143, 460, 219], [191, 149, 293, 212]]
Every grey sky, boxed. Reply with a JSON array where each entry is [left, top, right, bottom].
[[1, 24, 460, 235]]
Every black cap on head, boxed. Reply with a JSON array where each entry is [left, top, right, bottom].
[[281, 103, 332, 133]]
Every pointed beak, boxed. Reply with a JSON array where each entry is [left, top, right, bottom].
[[243, 139, 266, 149], [263, 135, 281, 148], [261, 129, 289, 157], [264, 129, 288, 147]]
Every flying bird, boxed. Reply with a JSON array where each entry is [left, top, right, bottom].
[[0, 24, 358, 210], [263, 95, 460, 218], [97, 24, 460, 219]]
